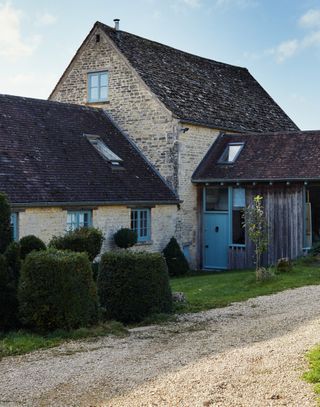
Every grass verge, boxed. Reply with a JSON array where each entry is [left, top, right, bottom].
[[303, 345, 320, 403], [171, 258, 320, 313], [0, 321, 128, 360]]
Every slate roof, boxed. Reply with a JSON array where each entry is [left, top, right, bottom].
[[0, 94, 178, 205], [192, 131, 320, 182], [97, 22, 298, 133]]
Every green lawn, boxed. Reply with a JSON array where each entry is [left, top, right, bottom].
[[0, 321, 128, 360], [304, 345, 320, 403], [171, 258, 320, 313]]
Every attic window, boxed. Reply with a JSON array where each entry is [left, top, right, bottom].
[[219, 142, 244, 164], [86, 135, 122, 165]]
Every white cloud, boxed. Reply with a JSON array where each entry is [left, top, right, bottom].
[[269, 39, 299, 63], [35, 12, 57, 26], [214, 0, 256, 9], [299, 9, 320, 29], [0, 2, 40, 60]]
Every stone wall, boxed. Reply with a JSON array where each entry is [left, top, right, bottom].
[[49, 27, 220, 267], [18, 204, 177, 254], [50, 27, 179, 190], [176, 123, 219, 266]]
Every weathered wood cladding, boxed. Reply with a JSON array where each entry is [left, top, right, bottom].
[[229, 184, 305, 269]]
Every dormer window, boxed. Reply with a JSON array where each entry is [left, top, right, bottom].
[[86, 135, 122, 166], [219, 142, 244, 164], [87, 71, 108, 103]]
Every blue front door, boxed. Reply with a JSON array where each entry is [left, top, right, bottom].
[[204, 213, 229, 269]]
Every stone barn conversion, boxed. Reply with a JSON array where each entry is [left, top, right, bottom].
[[49, 20, 299, 268], [0, 94, 178, 251]]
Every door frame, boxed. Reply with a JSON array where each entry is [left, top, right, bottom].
[[202, 186, 246, 269]]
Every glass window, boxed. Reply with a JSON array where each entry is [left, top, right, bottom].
[[10, 213, 18, 241], [232, 188, 245, 245], [88, 71, 108, 102], [205, 187, 228, 211], [130, 208, 151, 242], [86, 135, 122, 165], [67, 211, 92, 231], [219, 143, 244, 164]]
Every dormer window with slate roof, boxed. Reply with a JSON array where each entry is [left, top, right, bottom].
[[218, 142, 244, 164], [86, 134, 123, 166]]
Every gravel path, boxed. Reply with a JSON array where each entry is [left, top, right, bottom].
[[1, 285, 320, 407]]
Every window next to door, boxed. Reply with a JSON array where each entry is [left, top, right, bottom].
[[131, 208, 151, 242], [232, 188, 245, 245]]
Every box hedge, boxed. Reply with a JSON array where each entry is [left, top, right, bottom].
[[18, 249, 98, 331], [97, 251, 172, 323], [162, 237, 189, 277], [19, 235, 46, 260], [0, 254, 19, 330], [49, 227, 104, 261], [0, 193, 12, 253]]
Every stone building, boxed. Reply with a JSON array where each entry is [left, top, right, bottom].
[[49, 20, 298, 267], [1, 94, 178, 252]]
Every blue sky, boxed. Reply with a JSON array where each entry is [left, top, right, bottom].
[[0, 0, 319, 129]]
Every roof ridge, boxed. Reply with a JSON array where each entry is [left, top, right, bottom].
[[96, 21, 248, 71], [0, 93, 102, 113]]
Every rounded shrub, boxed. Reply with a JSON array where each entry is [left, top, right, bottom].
[[18, 249, 98, 331], [113, 228, 137, 249], [97, 251, 172, 323], [50, 227, 104, 261], [20, 235, 46, 260], [162, 237, 189, 277], [0, 254, 19, 330], [0, 192, 12, 253], [4, 241, 21, 285]]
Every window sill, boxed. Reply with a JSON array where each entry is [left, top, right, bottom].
[[86, 100, 110, 106], [135, 241, 153, 246]]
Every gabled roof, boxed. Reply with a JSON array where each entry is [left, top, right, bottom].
[[0, 94, 178, 206], [192, 131, 320, 182], [97, 22, 298, 133]]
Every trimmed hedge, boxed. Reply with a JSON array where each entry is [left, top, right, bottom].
[[0, 193, 12, 253], [50, 227, 104, 261], [18, 249, 98, 331], [163, 237, 189, 277], [19, 235, 46, 260], [4, 241, 21, 286], [97, 251, 172, 323], [113, 228, 137, 249], [0, 254, 19, 330]]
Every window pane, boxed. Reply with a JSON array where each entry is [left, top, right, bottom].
[[131, 210, 138, 231], [131, 209, 150, 241], [90, 87, 99, 101], [100, 86, 108, 100], [205, 188, 228, 211], [233, 188, 245, 208], [232, 209, 245, 244], [220, 143, 244, 163], [90, 74, 99, 87], [100, 73, 108, 86]]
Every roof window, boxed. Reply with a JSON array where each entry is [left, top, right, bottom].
[[219, 142, 244, 164], [85, 135, 122, 166]]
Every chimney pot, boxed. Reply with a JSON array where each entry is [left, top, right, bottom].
[[113, 18, 120, 30]]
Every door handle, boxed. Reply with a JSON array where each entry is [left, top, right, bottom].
[[205, 245, 209, 248], [215, 226, 219, 233]]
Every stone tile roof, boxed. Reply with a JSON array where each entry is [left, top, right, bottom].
[[0, 94, 178, 205], [192, 131, 320, 182], [98, 22, 299, 133]]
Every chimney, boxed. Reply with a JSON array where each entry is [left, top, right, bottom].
[[113, 18, 120, 31]]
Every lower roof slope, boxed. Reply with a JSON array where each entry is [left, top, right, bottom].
[[98, 22, 299, 133], [193, 131, 320, 182], [0, 94, 178, 205]]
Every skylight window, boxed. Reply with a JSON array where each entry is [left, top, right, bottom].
[[219, 142, 244, 164], [86, 135, 122, 165]]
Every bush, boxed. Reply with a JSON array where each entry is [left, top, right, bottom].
[[0, 254, 19, 330], [310, 242, 320, 257], [162, 237, 189, 277], [18, 249, 98, 331], [20, 235, 46, 260], [4, 241, 21, 285], [113, 228, 137, 249], [256, 267, 274, 282], [50, 227, 104, 261], [97, 251, 172, 323], [0, 193, 12, 253]]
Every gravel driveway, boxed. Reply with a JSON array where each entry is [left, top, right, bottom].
[[1, 285, 320, 407]]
